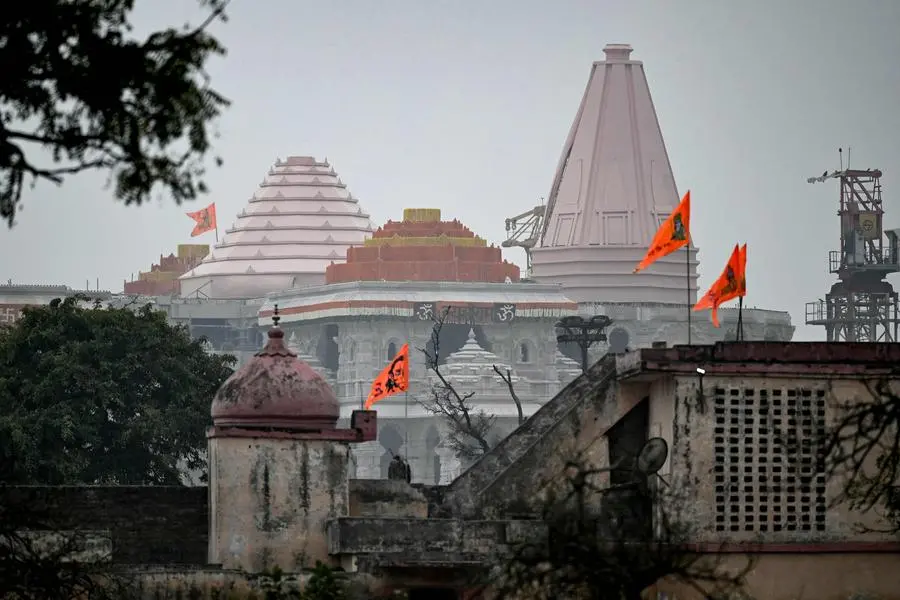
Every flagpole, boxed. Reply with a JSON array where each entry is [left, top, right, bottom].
[[737, 297, 744, 341], [686, 244, 692, 345], [403, 389, 409, 462]]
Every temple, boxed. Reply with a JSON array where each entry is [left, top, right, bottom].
[[263, 207, 578, 482], [526, 44, 791, 349], [179, 156, 373, 299], [531, 43, 698, 305], [31, 42, 900, 600]]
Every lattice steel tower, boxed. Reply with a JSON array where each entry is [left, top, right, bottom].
[[805, 167, 900, 341]]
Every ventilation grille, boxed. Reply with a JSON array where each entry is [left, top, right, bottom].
[[713, 386, 827, 534]]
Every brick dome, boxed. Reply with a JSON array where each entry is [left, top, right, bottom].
[[211, 316, 339, 430], [325, 208, 520, 283]]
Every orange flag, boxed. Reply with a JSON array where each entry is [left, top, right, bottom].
[[693, 243, 747, 327], [186, 203, 217, 237], [634, 191, 691, 273], [365, 343, 410, 409]]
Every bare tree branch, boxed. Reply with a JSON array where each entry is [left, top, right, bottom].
[[820, 377, 900, 533], [417, 307, 493, 461], [492, 364, 524, 426]]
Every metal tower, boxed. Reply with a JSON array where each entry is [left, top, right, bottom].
[[805, 168, 900, 341]]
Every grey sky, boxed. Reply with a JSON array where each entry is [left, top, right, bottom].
[[3, 0, 899, 341]]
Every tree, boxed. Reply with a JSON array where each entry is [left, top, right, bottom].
[[487, 446, 754, 600], [0, 0, 231, 226], [417, 307, 525, 462], [0, 295, 235, 485]]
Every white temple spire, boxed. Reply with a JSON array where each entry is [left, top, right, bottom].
[[530, 44, 698, 305]]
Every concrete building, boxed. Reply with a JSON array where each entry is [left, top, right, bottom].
[[6, 337, 899, 599], [0, 283, 112, 326], [124, 245, 209, 297]]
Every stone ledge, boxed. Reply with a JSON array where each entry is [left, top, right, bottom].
[[326, 518, 547, 565]]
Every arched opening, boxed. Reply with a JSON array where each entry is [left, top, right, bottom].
[[387, 341, 397, 360], [425, 325, 490, 366], [608, 328, 631, 354], [518, 341, 531, 363], [316, 323, 340, 371]]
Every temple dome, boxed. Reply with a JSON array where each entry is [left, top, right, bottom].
[[211, 321, 340, 430], [180, 156, 374, 299], [325, 208, 519, 283]]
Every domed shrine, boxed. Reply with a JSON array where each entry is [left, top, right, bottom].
[[179, 156, 373, 299], [211, 315, 340, 430], [325, 208, 520, 283], [206, 308, 376, 573]]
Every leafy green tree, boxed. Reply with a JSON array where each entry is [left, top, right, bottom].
[[0, 0, 231, 226], [0, 296, 235, 485]]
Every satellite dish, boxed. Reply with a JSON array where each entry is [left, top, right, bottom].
[[635, 437, 668, 475]]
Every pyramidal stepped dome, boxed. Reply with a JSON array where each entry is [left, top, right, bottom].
[[531, 44, 699, 305], [180, 156, 374, 299]]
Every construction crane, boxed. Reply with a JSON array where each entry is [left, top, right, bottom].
[[501, 203, 545, 279], [804, 158, 900, 342]]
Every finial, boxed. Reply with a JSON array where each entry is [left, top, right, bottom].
[[272, 304, 281, 327]]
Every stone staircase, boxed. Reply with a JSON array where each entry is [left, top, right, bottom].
[[440, 355, 619, 518]]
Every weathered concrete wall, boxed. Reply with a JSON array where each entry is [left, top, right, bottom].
[[650, 551, 900, 600], [349, 479, 429, 518], [658, 373, 898, 544], [0, 486, 207, 564], [208, 437, 350, 573]]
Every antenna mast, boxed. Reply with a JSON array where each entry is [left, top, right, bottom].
[[805, 158, 900, 342]]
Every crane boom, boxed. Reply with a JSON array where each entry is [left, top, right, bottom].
[[501, 204, 545, 278]]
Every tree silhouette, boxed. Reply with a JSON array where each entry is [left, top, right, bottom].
[[0, 0, 231, 226]]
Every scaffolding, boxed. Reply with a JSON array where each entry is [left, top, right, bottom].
[[805, 168, 900, 341]]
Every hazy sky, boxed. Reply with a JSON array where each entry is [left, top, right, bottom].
[[3, 0, 899, 341]]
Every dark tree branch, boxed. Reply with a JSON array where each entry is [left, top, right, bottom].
[[820, 377, 900, 533], [488, 445, 754, 600], [0, 0, 232, 226], [417, 307, 493, 461], [492, 364, 524, 426]]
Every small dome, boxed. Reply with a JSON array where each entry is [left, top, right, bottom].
[[211, 320, 339, 430]]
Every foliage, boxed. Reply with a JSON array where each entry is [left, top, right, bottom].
[[0, 295, 235, 485], [0, 0, 231, 226], [301, 561, 346, 600], [489, 442, 753, 600], [417, 306, 524, 463]]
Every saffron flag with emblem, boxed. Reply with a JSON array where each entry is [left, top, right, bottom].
[[693, 243, 747, 327], [186, 202, 217, 237], [633, 191, 691, 273], [365, 343, 410, 409]]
